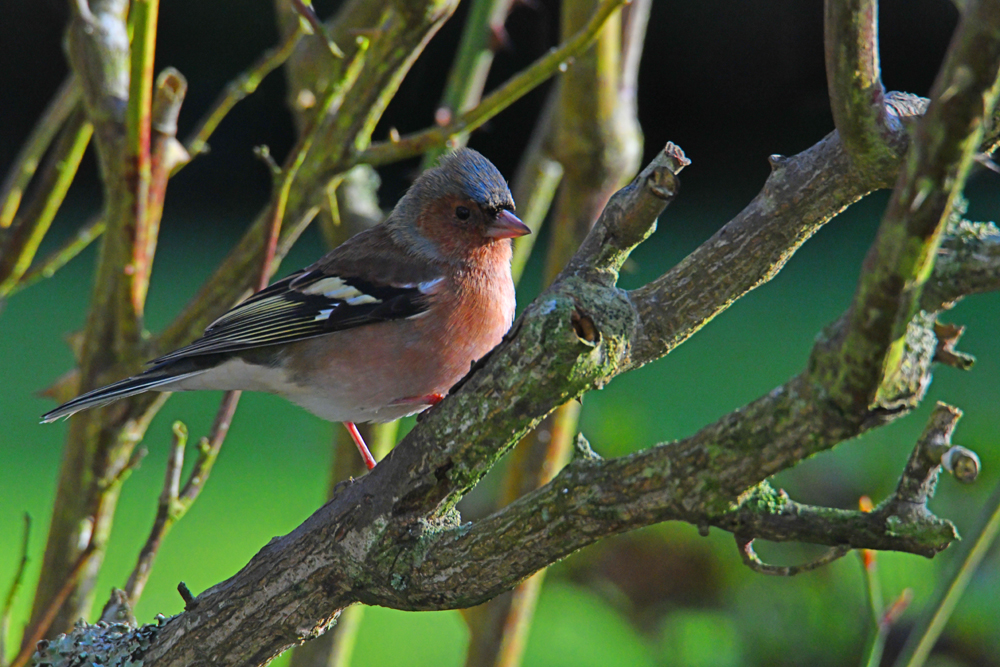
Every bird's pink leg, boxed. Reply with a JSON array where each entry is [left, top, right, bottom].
[[344, 422, 377, 470]]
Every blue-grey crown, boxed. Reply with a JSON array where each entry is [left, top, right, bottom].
[[423, 148, 514, 212]]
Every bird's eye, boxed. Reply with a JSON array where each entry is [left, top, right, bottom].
[[455, 206, 471, 220]]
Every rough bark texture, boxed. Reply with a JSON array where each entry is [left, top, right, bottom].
[[21, 2, 1000, 666]]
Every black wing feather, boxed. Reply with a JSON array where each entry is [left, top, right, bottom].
[[151, 270, 432, 363]]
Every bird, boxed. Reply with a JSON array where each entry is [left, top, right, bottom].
[[42, 148, 530, 470]]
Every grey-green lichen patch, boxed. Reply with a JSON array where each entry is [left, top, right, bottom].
[[32, 617, 163, 667], [883, 512, 953, 542], [390, 572, 407, 591], [875, 311, 937, 410], [572, 433, 602, 462], [738, 481, 790, 516]]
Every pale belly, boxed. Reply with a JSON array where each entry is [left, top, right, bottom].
[[171, 307, 509, 424]]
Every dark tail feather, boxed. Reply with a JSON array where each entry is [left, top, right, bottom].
[[41, 367, 202, 423]]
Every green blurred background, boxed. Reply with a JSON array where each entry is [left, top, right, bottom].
[[2, 1, 999, 665]]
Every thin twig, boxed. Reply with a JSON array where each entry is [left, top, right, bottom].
[[0, 515, 30, 667], [0, 77, 81, 229], [123, 422, 187, 605], [259, 36, 370, 291], [9, 215, 106, 296], [359, 0, 627, 166], [824, 0, 895, 172], [9, 545, 96, 667], [290, 0, 344, 59], [178, 391, 240, 505], [184, 26, 305, 161], [736, 537, 851, 576], [0, 110, 94, 297], [123, 390, 241, 609], [857, 496, 887, 667], [420, 0, 515, 169], [132, 68, 188, 310]]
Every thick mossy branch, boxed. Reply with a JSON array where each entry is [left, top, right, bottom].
[[565, 142, 688, 285], [824, 0, 899, 176], [27, 7, 1000, 663], [922, 218, 1000, 309], [86, 142, 993, 667], [820, 1, 1000, 415], [31, 97, 1000, 662]]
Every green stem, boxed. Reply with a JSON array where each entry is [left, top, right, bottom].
[[126, 0, 160, 314], [0, 111, 94, 298], [421, 0, 513, 169], [0, 77, 81, 229], [260, 37, 370, 290], [359, 0, 627, 166], [895, 481, 1000, 667], [184, 26, 304, 162], [8, 216, 105, 296], [858, 551, 887, 667]]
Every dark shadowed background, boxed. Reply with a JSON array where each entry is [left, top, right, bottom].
[[2, 1, 998, 666]]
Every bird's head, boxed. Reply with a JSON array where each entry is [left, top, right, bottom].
[[390, 148, 530, 263]]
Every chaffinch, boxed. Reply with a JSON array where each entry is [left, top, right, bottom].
[[42, 148, 530, 469]]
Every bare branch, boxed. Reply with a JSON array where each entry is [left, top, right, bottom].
[[922, 219, 1000, 309], [824, 0, 898, 173], [123, 391, 241, 609], [627, 92, 927, 369], [122, 423, 188, 606], [736, 538, 850, 577]]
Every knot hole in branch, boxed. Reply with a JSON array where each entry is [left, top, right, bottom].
[[571, 307, 600, 345]]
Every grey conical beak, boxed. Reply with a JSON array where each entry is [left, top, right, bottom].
[[485, 210, 531, 239]]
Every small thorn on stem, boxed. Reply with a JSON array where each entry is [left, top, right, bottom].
[[178, 581, 197, 610], [253, 145, 282, 177]]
